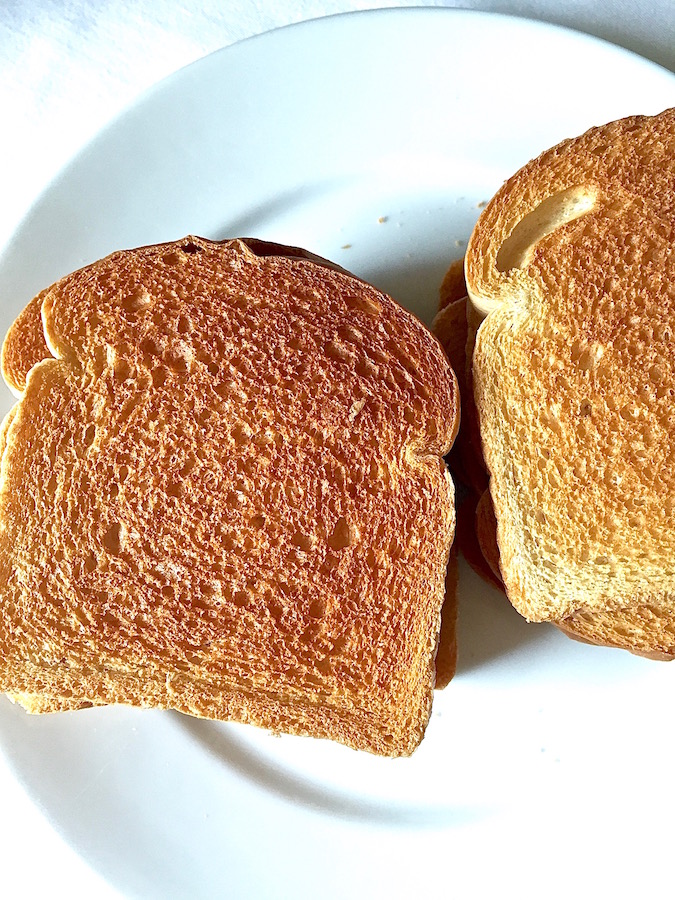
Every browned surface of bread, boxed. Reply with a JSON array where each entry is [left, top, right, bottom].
[[438, 257, 466, 312], [433, 259, 488, 497], [434, 548, 458, 689], [0, 240, 355, 393], [0, 237, 459, 755], [436, 255, 675, 662], [432, 294, 467, 386], [474, 489, 502, 585], [465, 108, 675, 657], [3, 238, 460, 697]]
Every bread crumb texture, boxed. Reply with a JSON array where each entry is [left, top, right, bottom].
[[0, 238, 458, 755], [466, 109, 675, 651]]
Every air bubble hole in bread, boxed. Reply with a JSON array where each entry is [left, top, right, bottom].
[[494, 186, 597, 275]]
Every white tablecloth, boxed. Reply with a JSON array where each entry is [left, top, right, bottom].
[[0, 2, 673, 897]]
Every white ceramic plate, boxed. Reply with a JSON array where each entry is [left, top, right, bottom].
[[1, 9, 675, 898]]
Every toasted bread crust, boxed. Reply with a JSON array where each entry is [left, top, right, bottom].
[[438, 257, 467, 312], [0, 240, 355, 394], [0, 237, 459, 754], [465, 109, 675, 652], [1, 289, 49, 397]]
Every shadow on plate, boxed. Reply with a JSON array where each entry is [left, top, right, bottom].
[[454, 557, 547, 675], [354, 257, 463, 327], [211, 176, 355, 246], [174, 716, 492, 831]]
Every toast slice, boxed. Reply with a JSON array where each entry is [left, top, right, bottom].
[[0, 237, 459, 755], [2, 238, 459, 694], [462, 108, 675, 657], [434, 261, 675, 660]]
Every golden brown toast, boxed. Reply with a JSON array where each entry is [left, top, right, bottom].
[[0, 236, 459, 755], [472, 488, 675, 660], [435, 268, 675, 660], [0, 239, 355, 394], [2, 238, 460, 696], [462, 108, 675, 657]]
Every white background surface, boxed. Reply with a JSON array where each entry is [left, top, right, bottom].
[[2, 0, 674, 253], [0, 3, 674, 898]]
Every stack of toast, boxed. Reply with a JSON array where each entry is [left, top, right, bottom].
[[0, 237, 458, 755]]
